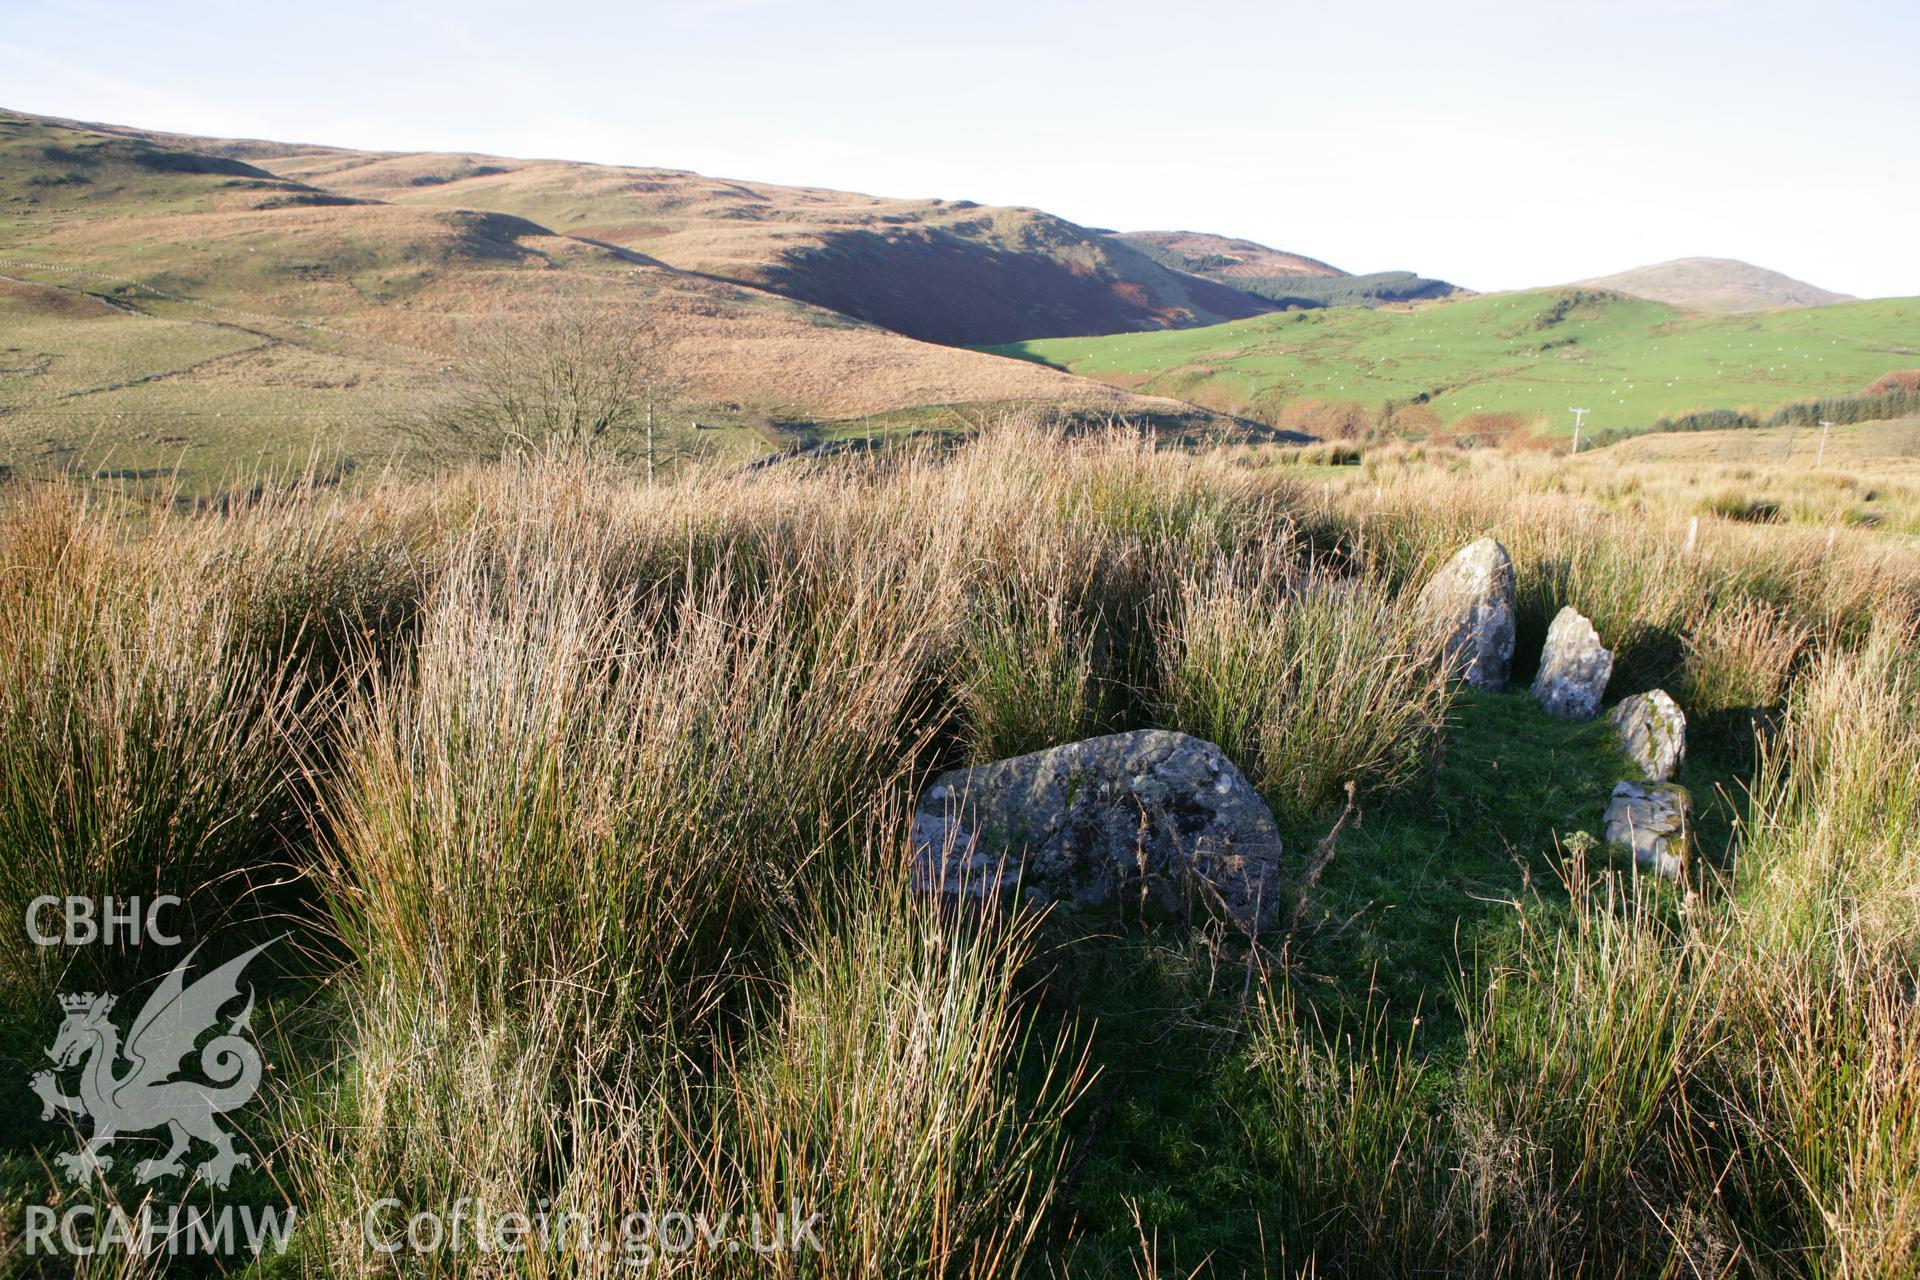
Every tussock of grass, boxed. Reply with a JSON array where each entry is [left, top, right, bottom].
[[1247, 982, 1448, 1274], [319, 488, 956, 1023], [709, 881, 1089, 1277], [0, 486, 307, 995], [956, 529, 1105, 762], [292, 867, 1087, 1278], [1680, 597, 1814, 762], [1159, 560, 1449, 821]]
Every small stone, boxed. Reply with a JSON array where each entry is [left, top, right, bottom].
[[1604, 781, 1692, 880], [1417, 538, 1518, 691], [1532, 606, 1613, 719], [911, 730, 1283, 929], [1609, 689, 1687, 781]]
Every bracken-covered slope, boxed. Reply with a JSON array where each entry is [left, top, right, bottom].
[[1574, 258, 1854, 313], [1, 109, 1218, 485], [1114, 230, 1346, 280], [74, 117, 1275, 347]]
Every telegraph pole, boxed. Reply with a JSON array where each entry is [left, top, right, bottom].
[[1570, 407, 1591, 454]]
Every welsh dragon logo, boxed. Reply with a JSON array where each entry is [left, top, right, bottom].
[[28, 940, 273, 1190]]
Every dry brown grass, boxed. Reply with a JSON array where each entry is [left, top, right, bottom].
[[1573, 418, 1920, 535], [8, 417, 1920, 1276]]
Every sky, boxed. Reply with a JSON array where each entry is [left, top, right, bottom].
[[3, 0, 1917, 297]]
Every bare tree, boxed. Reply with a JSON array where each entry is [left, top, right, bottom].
[[423, 301, 684, 465]]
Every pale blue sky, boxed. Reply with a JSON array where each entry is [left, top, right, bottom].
[[4, 0, 1916, 296]]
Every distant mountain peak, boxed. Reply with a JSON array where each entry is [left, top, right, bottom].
[[1573, 258, 1853, 312]]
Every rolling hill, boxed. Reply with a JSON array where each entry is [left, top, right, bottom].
[[1113, 230, 1462, 309], [63, 115, 1276, 347], [0, 109, 1236, 487], [989, 287, 1920, 439], [1574, 258, 1854, 313]]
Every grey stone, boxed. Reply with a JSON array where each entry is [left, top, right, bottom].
[[1417, 538, 1517, 691], [1609, 689, 1687, 782], [911, 730, 1283, 930], [1532, 606, 1613, 719], [1604, 781, 1692, 880]]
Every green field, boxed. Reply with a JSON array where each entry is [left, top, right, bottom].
[[988, 289, 1920, 437]]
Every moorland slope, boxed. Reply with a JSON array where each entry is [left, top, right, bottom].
[[66, 115, 1277, 347], [0, 110, 1219, 484]]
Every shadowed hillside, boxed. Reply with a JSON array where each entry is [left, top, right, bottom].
[[1115, 229, 1461, 309]]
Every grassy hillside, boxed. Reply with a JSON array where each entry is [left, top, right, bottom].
[[1575, 256, 1854, 312], [1114, 229, 1461, 309], [0, 110, 1207, 488], [82, 117, 1274, 347], [990, 287, 1920, 438]]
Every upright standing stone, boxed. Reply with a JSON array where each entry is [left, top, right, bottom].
[[1417, 538, 1517, 691], [911, 730, 1283, 930], [1532, 606, 1613, 719], [1609, 689, 1687, 781], [1604, 781, 1692, 880]]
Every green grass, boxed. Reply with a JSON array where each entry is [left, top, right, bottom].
[[0, 299, 263, 403], [989, 288, 1920, 438], [1035, 686, 1752, 1276]]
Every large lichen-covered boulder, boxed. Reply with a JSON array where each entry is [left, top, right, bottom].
[[1417, 538, 1517, 691], [1604, 781, 1691, 880], [1609, 689, 1687, 782], [911, 730, 1283, 930], [1532, 606, 1613, 719]]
